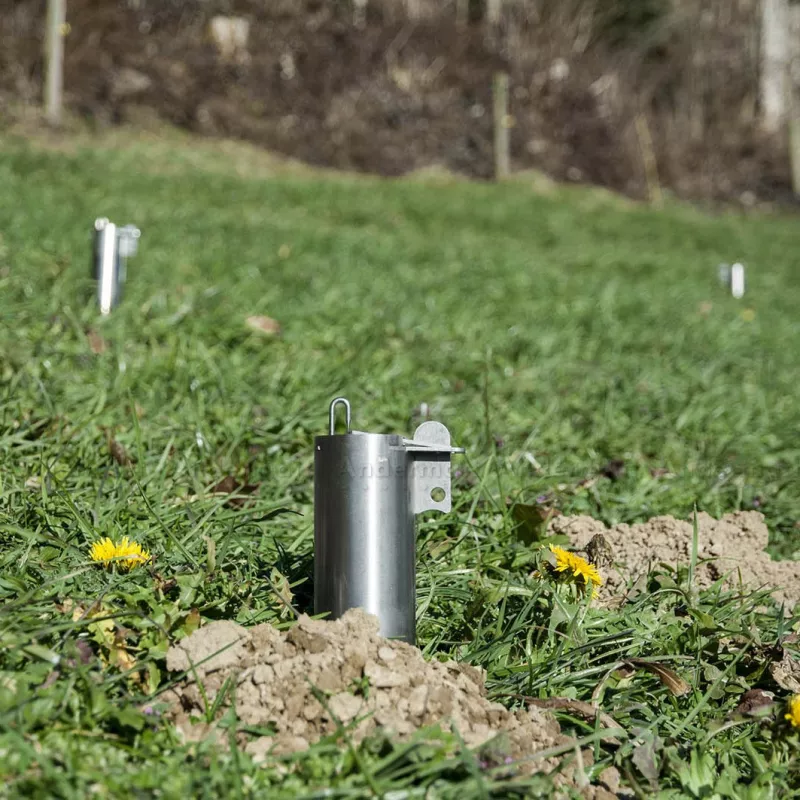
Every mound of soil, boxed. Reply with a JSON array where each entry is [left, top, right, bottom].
[[163, 609, 622, 796], [164, 609, 565, 758], [550, 510, 800, 608]]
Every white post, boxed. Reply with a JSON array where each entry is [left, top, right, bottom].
[[760, 0, 789, 134], [45, 0, 67, 126], [790, 4, 800, 195]]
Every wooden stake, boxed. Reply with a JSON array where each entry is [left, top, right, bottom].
[[635, 112, 663, 207], [493, 71, 511, 181], [486, 0, 502, 27], [45, 0, 66, 126], [455, 0, 469, 29], [406, 0, 421, 21], [353, 0, 367, 29]]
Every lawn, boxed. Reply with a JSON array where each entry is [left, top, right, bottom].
[[1, 128, 799, 797]]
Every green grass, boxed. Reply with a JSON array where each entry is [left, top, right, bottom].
[[0, 129, 799, 798]]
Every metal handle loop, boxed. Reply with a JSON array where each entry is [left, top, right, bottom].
[[328, 397, 351, 435]]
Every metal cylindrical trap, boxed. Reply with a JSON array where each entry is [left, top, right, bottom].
[[314, 398, 463, 644]]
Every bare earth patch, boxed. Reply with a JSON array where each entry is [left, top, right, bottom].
[[549, 510, 800, 609]]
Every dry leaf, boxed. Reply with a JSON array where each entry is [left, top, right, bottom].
[[278, 243, 291, 259], [154, 574, 177, 594], [649, 468, 674, 479], [203, 535, 217, 572], [111, 644, 137, 673], [269, 568, 295, 619], [41, 670, 60, 690], [632, 739, 660, 791], [733, 688, 775, 716], [768, 650, 800, 693], [109, 438, 132, 466], [427, 537, 456, 559], [103, 427, 133, 466], [86, 607, 139, 679], [55, 598, 74, 614], [624, 658, 691, 697], [246, 315, 281, 336], [87, 329, 107, 354], [211, 476, 259, 508], [212, 475, 238, 495]]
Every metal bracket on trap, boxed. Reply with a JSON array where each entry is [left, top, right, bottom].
[[400, 421, 464, 514]]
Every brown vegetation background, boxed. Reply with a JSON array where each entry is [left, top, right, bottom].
[[0, 0, 791, 203]]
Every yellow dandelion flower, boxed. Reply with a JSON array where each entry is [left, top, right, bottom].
[[90, 536, 150, 571], [548, 544, 602, 590], [785, 695, 800, 729], [89, 537, 116, 564]]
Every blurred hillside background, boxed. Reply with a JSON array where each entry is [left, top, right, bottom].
[[3, 0, 800, 205]]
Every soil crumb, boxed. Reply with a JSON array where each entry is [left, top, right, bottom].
[[550, 511, 800, 608], [164, 609, 569, 766]]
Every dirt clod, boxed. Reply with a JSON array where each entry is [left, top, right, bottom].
[[550, 511, 800, 609], [166, 620, 251, 674], [164, 609, 564, 766]]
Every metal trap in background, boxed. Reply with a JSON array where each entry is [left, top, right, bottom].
[[718, 262, 745, 298], [314, 397, 464, 645], [92, 218, 141, 314]]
